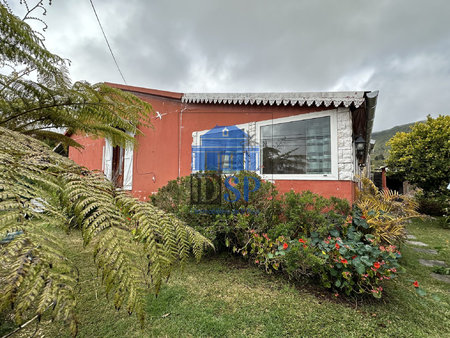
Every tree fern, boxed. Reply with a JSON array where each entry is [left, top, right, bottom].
[[116, 192, 213, 292], [0, 3, 214, 334], [0, 3, 153, 148], [0, 126, 213, 335], [0, 1, 66, 84], [0, 127, 79, 333]]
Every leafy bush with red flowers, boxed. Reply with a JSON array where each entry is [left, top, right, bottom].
[[244, 232, 323, 276], [308, 223, 402, 298], [243, 208, 403, 298]]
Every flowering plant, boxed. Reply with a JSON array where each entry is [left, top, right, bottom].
[[243, 209, 404, 298], [309, 225, 402, 298], [242, 231, 287, 271]]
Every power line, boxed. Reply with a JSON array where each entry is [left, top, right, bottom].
[[89, 0, 127, 84]]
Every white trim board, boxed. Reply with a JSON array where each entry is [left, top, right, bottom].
[[191, 108, 344, 181]]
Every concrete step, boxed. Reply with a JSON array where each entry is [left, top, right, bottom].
[[430, 273, 450, 284], [418, 259, 447, 267], [406, 240, 429, 247], [413, 248, 438, 255]]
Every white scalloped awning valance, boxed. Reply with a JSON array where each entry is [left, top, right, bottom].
[[182, 91, 366, 108]]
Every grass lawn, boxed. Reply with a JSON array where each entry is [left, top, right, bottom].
[[1, 218, 449, 337]]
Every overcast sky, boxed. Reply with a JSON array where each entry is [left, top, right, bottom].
[[11, 0, 450, 131]]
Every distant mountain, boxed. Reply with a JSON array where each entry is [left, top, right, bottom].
[[370, 121, 424, 170]]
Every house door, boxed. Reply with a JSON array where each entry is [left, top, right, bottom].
[[111, 146, 124, 188], [103, 136, 134, 191]]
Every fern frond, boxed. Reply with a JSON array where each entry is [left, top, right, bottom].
[[0, 126, 212, 335], [116, 192, 214, 291]]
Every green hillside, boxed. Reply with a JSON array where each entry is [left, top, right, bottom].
[[370, 121, 423, 170]]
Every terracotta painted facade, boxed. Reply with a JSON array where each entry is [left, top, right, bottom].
[[69, 83, 378, 203]]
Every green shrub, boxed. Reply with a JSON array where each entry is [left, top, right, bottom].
[[309, 213, 402, 298], [273, 190, 351, 239], [440, 215, 450, 229], [416, 193, 449, 216], [151, 171, 279, 250], [245, 209, 402, 298], [152, 175, 406, 298], [152, 175, 352, 250]]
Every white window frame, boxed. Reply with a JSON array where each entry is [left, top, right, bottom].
[[255, 109, 338, 180]]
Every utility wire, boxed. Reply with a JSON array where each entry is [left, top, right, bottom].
[[89, 0, 127, 84]]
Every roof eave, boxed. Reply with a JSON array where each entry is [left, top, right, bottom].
[[181, 91, 366, 108], [363, 90, 379, 161]]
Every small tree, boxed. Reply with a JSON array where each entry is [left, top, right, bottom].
[[386, 115, 450, 197]]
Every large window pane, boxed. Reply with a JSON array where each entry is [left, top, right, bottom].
[[261, 116, 331, 175]]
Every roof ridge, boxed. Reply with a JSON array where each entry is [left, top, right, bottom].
[[105, 82, 183, 100]]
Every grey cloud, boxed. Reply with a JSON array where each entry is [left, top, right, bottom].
[[38, 0, 450, 130]]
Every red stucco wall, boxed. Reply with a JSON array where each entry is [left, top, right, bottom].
[[274, 180, 355, 202], [68, 134, 104, 172], [69, 87, 356, 203], [132, 95, 181, 199]]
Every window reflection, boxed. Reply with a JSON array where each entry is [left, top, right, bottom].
[[261, 116, 331, 175]]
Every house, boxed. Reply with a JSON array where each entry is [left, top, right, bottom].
[[68, 83, 378, 203]]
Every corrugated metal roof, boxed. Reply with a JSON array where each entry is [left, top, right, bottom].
[[105, 83, 367, 108], [182, 91, 366, 108]]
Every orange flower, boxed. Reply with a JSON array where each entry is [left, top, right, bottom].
[[298, 238, 306, 244], [413, 281, 419, 288], [341, 259, 348, 264], [373, 262, 381, 269], [335, 243, 340, 250], [283, 242, 288, 250]]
